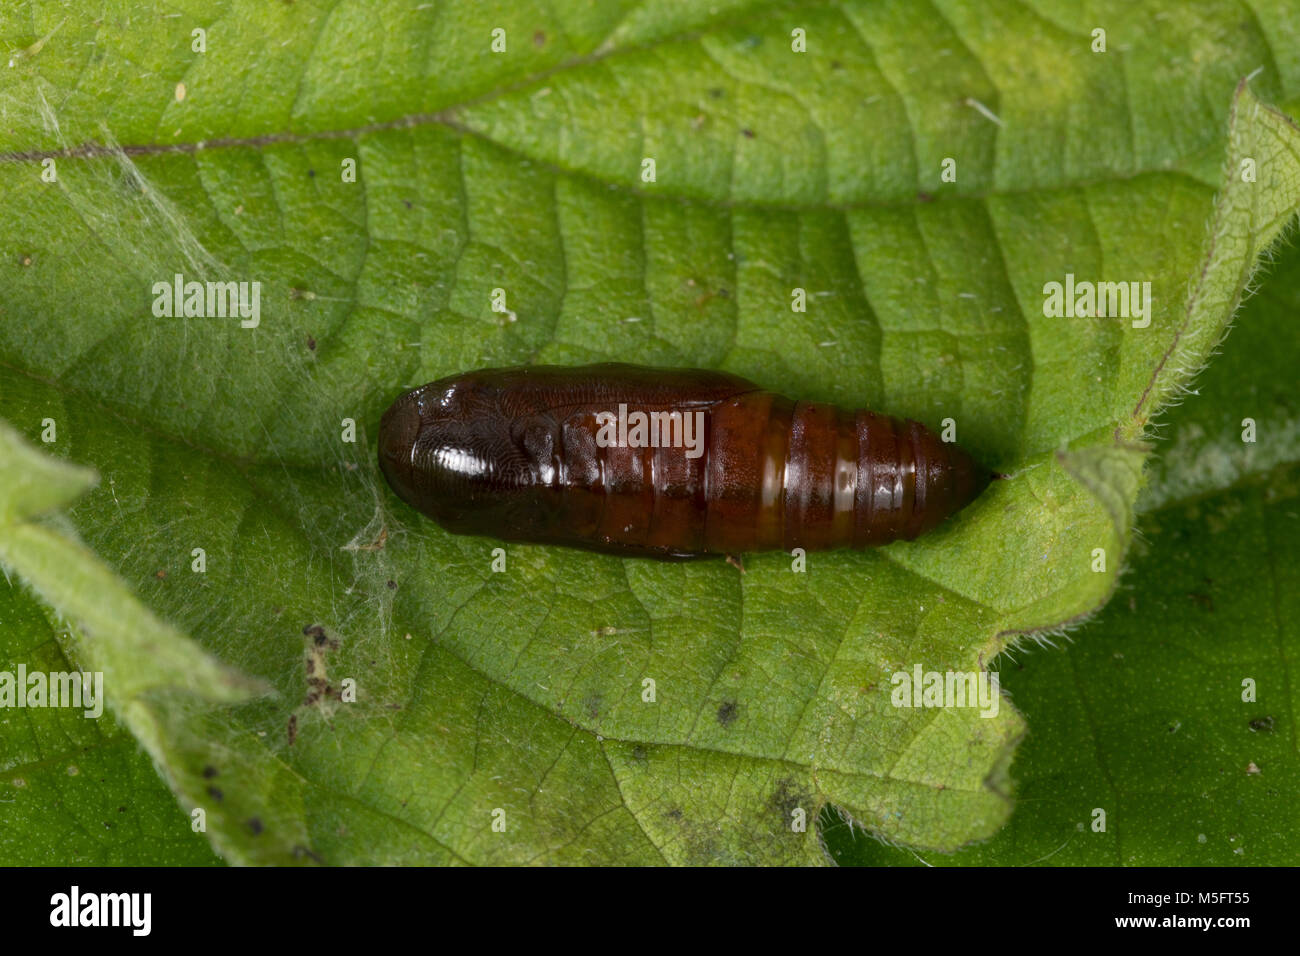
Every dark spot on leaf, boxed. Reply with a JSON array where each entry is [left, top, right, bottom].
[[741, 128, 755, 138], [287, 713, 298, 746], [247, 817, 264, 836], [1188, 590, 1214, 612], [533, 30, 546, 47], [307, 168, 316, 178], [1249, 716, 1275, 733], [202, 765, 218, 779], [666, 807, 683, 820], [830, 60, 843, 69], [583, 693, 602, 721], [716, 700, 738, 727], [207, 786, 223, 801], [707, 87, 725, 98], [118, 806, 126, 813], [767, 777, 811, 823], [402, 199, 413, 209], [386, 579, 397, 590], [307, 335, 316, 351], [916, 191, 934, 202], [632, 745, 647, 761]]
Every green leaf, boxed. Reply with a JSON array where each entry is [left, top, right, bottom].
[[0, 424, 256, 862], [0, 573, 220, 865], [1139, 237, 1300, 511], [2, 1, 1300, 864], [834, 462, 1300, 866], [826, 218, 1300, 867]]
